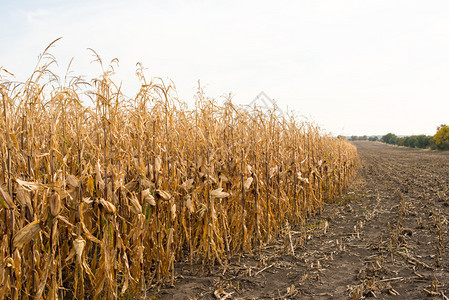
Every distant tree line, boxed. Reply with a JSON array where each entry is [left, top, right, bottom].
[[349, 135, 379, 141], [349, 124, 449, 150], [380, 133, 434, 149]]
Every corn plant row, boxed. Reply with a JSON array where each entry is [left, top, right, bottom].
[[0, 49, 357, 299]]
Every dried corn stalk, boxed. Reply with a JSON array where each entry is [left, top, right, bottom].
[[0, 43, 357, 299]]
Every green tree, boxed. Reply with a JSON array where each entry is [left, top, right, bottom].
[[415, 135, 432, 149], [381, 133, 398, 145], [404, 136, 417, 148], [433, 125, 449, 150]]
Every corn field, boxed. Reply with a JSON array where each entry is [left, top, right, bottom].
[[0, 44, 357, 299]]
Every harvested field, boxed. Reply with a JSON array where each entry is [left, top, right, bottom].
[[156, 141, 449, 299]]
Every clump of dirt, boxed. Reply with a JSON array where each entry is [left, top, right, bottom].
[[148, 141, 449, 299]]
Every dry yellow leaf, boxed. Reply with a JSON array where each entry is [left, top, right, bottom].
[[185, 195, 194, 213], [0, 185, 16, 209], [181, 178, 194, 191], [87, 176, 94, 196], [13, 220, 42, 249], [171, 203, 177, 220], [244, 177, 253, 190], [10, 133, 19, 149], [155, 156, 162, 173]]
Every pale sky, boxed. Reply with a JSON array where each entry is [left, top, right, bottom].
[[1, 0, 449, 136]]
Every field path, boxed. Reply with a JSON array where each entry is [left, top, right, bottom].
[[153, 141, 449, 299]]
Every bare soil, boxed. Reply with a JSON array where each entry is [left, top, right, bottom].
[[149, 141, 449, 299]]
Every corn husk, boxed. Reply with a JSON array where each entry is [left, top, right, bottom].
[[98, 198, 116, 214], [49, 191, 61, 216], [155, 189, 171, 201], [66, 175, 80, 188], [129, 195, 142, 214], [210, 188, 230, 199]]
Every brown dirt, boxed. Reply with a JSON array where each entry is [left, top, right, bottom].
[[148, 141, 449, 299]]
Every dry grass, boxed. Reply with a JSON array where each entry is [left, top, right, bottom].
[[0, 41, 357, 299]]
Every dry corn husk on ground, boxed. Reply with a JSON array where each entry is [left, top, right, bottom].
[[0, 41, 357, 299]]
